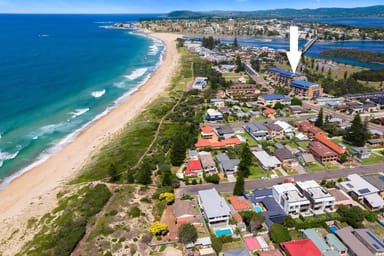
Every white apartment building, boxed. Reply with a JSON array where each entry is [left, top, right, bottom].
[[296, 180, 336, 214], [272, 183, 311, 217]]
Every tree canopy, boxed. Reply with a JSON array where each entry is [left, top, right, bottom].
[[178, 224, 198, 244], [269, 224, 291, 243], [233, 173, 245, 196], [343, 113, 370, 146]]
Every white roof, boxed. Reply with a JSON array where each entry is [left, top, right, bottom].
[[364, 193, 384, 208], [206, 108, 223, 117], [340, 174, 379, 196], [273, 183, 309, 203], [296, 180, 334, 200], [274, 120, 294, 131], [252, 151, 281, 168], [198, 189, 231, 219]]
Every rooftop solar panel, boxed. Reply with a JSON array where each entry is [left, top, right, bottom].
[[367, 231, 384, 249], [358, 188, 371, 194]]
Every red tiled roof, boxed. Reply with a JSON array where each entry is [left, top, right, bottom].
[[201, 125, 214, 134], [263, 108, 276, 115], [245, 237, 262, 251], [195, 138, 241, 149], [280, 239, 321, 256], [315, 134, 346, 155], [228, 196, 253, 211], [310, 141, 338, 157], [187, 160, 202, 170]]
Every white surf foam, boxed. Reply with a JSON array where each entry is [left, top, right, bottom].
[[91, 89, 106, 98], [125, 68, 148, 81], [148, 44, 159, 55], [0, 150, 19, 168], [70, 108, 90, 119], [0, 32, 166, 190]]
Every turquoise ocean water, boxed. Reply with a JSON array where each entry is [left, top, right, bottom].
[[0, 14, 164, 185]]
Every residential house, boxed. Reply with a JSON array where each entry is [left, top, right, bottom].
[[325, 233, 348, 256], [199, 248, 217, 256], [200, 125, 216, 139], [187, 149, 198, 160], [195, 137, 242, 150], [353, 228, 384, 256], [223, 248, 250, 256], [335, 227, 375, 256], [363, 103, 379, 112], [315, 97, 345, 106], [198, 189, 231, 226], [302, 229, 346, 256], [272, 183, 311, 217], [198, 151, 217, 174], [289, 80, 323, 98], [216, 153, 240, 174], [339, 174, 384, 210], [215, 125, 235, 139], [362, 175, 384, 198], [185, 159, 203, 177], [205, 108, 224, 122], [280, 239, 321, 256], [258, 94, 291, 106], [265, 123, 284, 139], [275, 120, 295, 137], [350, 147, 372, 159], [192, 77, 208, 90], [296, 180, 335, 214], [258, 250, 284, 256], [210, 98, 225, 108], [244, 122, 268, 141], [253, 151, 281, 170], [309, 141, 338, 164], [288, 105, 308, 115], [274, 147, 298, 168], [245, 188, 286, 227], [262, 107, 276, 118], [296, 121, 327, 138], [314, 134, 346, 156], [172, 199, 200, 227], [228, 196, 253, 212], [226, 84, 260, 99]]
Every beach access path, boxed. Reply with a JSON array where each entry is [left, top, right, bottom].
[[0, 32, 181, 256]]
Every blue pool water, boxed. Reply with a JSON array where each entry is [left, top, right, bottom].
[[254, 205, 264, 213], [215, 228, 232, 237], [329, 225, 338, 233], [379, 220, 384, 226]]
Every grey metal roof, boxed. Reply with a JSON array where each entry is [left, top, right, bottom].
[[223, 248, 250, 256], [354, 228, 384, 253], [363, 175, 384, 191], [198, 189, 231, 219], [274, 147, 295, 161], [216, 153, 240, 171], [216, 125, 234, 135], [336, 227, 374, 256]]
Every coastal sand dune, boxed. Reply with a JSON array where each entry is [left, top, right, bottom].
[[0, 32, 181, 255]]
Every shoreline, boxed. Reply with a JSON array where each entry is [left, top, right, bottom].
[[0, 32, 181, 255]]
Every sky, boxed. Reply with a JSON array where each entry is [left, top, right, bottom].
[[0, 0, 383, 14]]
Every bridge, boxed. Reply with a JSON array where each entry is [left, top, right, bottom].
[[301, 37, 317, 54]]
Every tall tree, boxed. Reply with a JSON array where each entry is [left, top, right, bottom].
[[233, 172, 245, 196], [343, 113, 369, 146], [233, 36, 239, 48], [178, 224, 198, 244], [136, 160, 153, 185], [170, 134, 186, 166], [238, 144, 253, 177], [315, 107, 324, 128], [235, 55, 244, 72]]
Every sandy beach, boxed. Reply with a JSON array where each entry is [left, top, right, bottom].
[[0, 32, 180, 255]]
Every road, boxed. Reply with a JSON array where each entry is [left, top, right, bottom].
[[177, 163, 384, 196], [244, 63, 275, 94], [303, 101, 384, 133]]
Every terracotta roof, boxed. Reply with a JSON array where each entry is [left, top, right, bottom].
[[228, 196, 253, 211], [201, 125, 214, 134], [315, 134, 345, 155], [172, 199, 195, 219], [280, 239, 321, 256], [310, 141, 338, 157], [263, 108, 276, 115], [195, 138, 241, 149]]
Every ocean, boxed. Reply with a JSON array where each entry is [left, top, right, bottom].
[[0, 14, 164, 185]]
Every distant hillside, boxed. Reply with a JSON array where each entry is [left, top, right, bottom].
[[167, 5, 384, 19]]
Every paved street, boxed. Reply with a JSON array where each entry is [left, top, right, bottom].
[[244, 63, 275, 94], [177, 163, 384, 196], [303, 101, 384, 133]]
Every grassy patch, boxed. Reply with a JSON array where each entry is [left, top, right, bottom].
[[308, 162, 326, 171], [361, 153, 384, 165], [221, 240, 244, 252], [18, 184, 111, 256], [363, 220, 384, 240], [247, 165, 266, 180], [240, 133, 258, 147]]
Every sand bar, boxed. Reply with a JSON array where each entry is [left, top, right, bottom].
[[0, 32, 180, 254]]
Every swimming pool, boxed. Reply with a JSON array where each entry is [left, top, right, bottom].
[[255, 205, 264, 213], [379, 220, 384, 226], [329, 225, 338, 233], [215, 228, 233, 237]]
